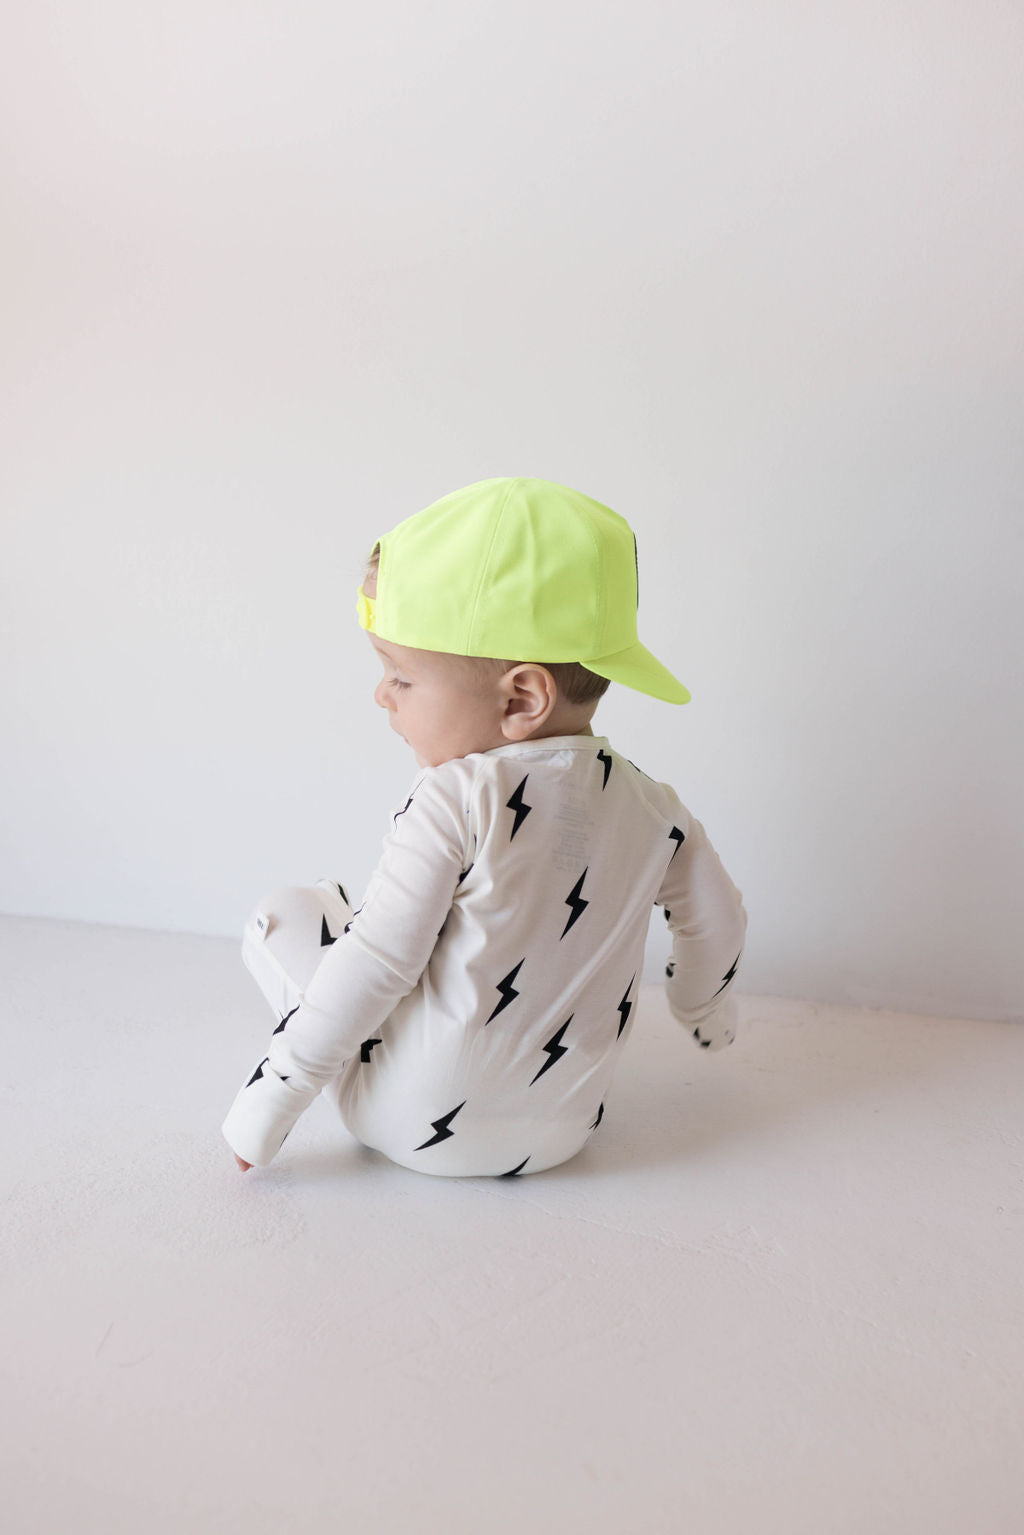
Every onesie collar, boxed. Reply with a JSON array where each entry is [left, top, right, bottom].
[[485, 734, 610, 758]]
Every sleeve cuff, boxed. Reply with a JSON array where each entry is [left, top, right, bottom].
[[222, 1057, 318, 1167], [668, 991, 739, 1052]]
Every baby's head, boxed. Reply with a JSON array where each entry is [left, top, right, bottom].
[[357, 478, 689, 769], [361, 548, 609, 768]]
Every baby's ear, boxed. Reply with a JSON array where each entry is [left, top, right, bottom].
[[501, 664, 557, 735]]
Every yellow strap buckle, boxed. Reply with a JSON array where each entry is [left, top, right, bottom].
[[355, 585, 376, 633]]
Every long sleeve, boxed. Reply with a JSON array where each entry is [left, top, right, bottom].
[[222, 768, 470, 1167], [655, 805, 748, 1052]]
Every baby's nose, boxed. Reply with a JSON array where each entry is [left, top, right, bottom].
[[374, 678, 393, 710]]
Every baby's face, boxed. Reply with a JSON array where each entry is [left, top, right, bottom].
[[368, 633, 507, 768]]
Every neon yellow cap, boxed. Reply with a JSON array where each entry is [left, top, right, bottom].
[[355, 477, 690, 704]]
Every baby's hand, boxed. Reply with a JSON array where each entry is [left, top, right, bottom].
[[234, 1154, 253, 1172]]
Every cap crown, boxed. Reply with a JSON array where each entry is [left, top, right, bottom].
[[375, 477, 638, 662], [360, 476, 690, 704]]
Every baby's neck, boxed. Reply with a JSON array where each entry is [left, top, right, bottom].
[[524, 717, 595, 743]]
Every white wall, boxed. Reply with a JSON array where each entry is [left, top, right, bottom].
[[2, 1, 1021, 1021]]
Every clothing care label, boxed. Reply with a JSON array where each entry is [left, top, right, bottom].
[[551, 791, 593, 873]]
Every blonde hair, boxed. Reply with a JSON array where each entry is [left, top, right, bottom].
[[364, 545, 611, 707]]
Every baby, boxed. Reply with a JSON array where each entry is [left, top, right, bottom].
[[223, 477, 747, 1177]]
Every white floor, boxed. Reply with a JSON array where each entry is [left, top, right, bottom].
[[2, 914, 1022, 1535]]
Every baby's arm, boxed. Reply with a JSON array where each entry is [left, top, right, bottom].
[[656, 806, 748, 1051], [222, 932, 415, 1167], [223, 768, 469, 1169]]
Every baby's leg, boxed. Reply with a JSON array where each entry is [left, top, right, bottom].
[[241, 879, 354, 1021]]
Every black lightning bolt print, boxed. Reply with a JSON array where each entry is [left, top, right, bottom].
[[415, 1101, 466, 1150], [456, 863, 474, 885], [500, 1157, 531, 1176], [617, 975, 636, 1037], [530, 1016, 573, 1084], [596, 749, 612, 790], [360, 1038, 382, 1063], [343, 903, 364, 935], [665, 960, 676, 978], [393, 794, 414, 825], [272, 1005, 299, 1036], [668, 826, 685, 861], [590, 1102, 604, 1131], [561, 869, 589, 938], [506, 775, 532, 840], [486, 958, 525, 1023], [246, 1057, 289, 1086], [321, 915, 338, 947], [712, 952, 742, 998]]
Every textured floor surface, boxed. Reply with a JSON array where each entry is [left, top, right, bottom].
[[2, 913, 1022, 1535]]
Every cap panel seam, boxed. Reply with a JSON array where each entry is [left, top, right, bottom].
[[465, 478, 518, 657], [574, 504, 605, 659]]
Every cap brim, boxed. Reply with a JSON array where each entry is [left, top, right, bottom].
[[586, 641, 691, 704]]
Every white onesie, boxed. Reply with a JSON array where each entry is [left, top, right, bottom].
[[222, 733, 747, 1176]]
